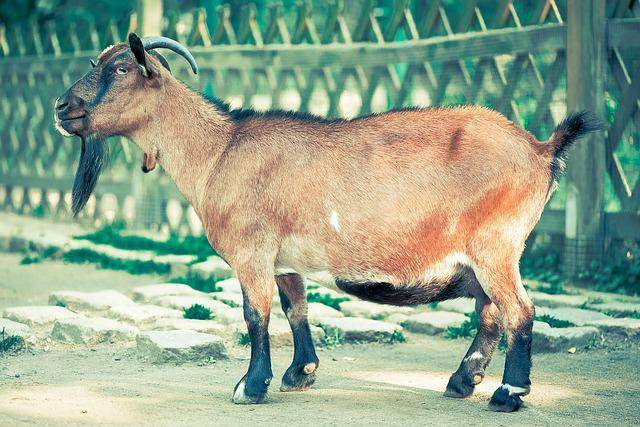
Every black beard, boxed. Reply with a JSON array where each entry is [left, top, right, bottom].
[[71, 133, 108, 217]]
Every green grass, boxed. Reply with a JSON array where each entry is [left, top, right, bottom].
[[183, 304, 212, 320], [169, 272, 221, 293], [306, 292, 349, 310], [74, 225, 216, 261], [236, 332, 251, 346], [0, 333, 24, 353], [535, 314, 573, 328], [62, 248, 170, 275], [444, 312, 479, 340], [321, 328, 345, 346], [19, 243, 58, 265], [389, 330, 407, 343]]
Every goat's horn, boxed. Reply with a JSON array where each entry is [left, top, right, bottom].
[[141, 36, 198, 74]]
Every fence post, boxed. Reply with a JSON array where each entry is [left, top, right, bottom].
[[133, 0, 164, 230], [564, 0, 606, 281]]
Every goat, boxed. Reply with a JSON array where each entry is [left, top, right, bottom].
[[54, 33, 601, 412]]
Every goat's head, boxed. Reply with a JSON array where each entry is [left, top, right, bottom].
[[54, 33, 198, 215]]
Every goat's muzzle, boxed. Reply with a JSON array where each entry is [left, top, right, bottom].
[[54, 92, 88, 137]]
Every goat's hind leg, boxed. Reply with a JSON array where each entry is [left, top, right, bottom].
[[276, 273, 319, 391], [444, 289, 503, 398]]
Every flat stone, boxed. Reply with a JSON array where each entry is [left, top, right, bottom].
[[210, 291, 243, 307], [153, 254, 195, 276], [152, 318, 227, 334], [587, 302, 640, 317], [402, 311, 468, 335], [215, 278, 242, 294], [106, 304, 183, 325], [529, 291, 589, 309], [0, 318, 33, 338], [215, 307, 244, 325], [308, 302, 343, 324], [435, 298, 475, 315], [316, 317, 402, 343], [532, 325, 599, 353], [2, 306, 84, 327], [231, 317, 325, 347], [132, 283, 202, 303], [190, 256, 234, 280], [50, 317, 138, 344], [582, 317, 640, 338], [538, 307, 610, 326], [577, 290, 640, 305], [338, 300, 414, 320], [136, 330, 228, 363], [48, 290, 134, 311]]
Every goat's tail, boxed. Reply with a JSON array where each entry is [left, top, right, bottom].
[[544, 111, 603, 183]]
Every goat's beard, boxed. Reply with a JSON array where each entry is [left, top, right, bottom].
[[71, 133, 108, 217]]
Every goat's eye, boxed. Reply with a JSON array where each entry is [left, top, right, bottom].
[[115, 67, 128, 75]]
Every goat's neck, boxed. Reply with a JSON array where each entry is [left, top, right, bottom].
[[130, 81, 233, 211]]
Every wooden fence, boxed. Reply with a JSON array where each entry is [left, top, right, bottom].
[[0, 0, 638, 274]]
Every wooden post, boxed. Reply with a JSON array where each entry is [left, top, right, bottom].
[[564, 0, 606, 280], [133, 0, 164, 230]]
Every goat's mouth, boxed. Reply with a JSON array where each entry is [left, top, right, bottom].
[[54, 112, 88, 137]]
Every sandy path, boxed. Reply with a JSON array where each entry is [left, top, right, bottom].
[[0, 253, 639, 425]]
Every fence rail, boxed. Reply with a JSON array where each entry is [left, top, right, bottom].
[[0, 1, 639, 271]]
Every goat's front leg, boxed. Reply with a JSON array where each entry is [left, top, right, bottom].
[[233, 266, 275, 404], [276, 273, 319, 392]]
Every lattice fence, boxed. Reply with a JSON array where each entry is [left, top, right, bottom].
[[0, 0, 638, 243]]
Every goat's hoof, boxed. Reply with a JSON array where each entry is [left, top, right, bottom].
[[232, 377, 269, 404], [488, 386, 525, 412], [280, 362, 318, 392], [443, 371, 475, 398]]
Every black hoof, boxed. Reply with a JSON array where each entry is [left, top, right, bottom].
[[233, 375, 271, 404], [280, 362, 318, 392], [443, 371, 475, 398], [488, 386, 524, 412]]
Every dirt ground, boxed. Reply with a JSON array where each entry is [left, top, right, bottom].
[[1, 253, 639, 426]]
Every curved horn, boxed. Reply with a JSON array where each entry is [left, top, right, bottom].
[[140, 36, 198, 74]]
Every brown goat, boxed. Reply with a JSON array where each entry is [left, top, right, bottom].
[[54, 34, 600, 412]]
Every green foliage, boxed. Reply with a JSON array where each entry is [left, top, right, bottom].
[[75, 226, 216, 261], [520, 245, 565, 293], [444, 312, 479, 340], [535, 314, 573, 328], [20, 244, 58, 265], [170, 272, 221, 293], [183, 304, 212, 320], [306, 292, 349, 310], [0, 333, 24, 353], [576, 247, 640, 295], [321, 328, 345, 347], [236, 332, 251, 346], [389, 330, 407, 343], [62, 248, 170, 275]]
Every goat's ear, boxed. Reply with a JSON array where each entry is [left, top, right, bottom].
[[128, 33, 158, 79]]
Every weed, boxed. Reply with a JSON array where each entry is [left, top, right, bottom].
[[183, 304, 213, 320], [0, 330, 24, 353], [307, 292, 349, 310], [236, 332, 250, 346], [535, 314, 573, 328], [444, 312, 479, 339], [62, 248, 170, 275], [320, 327, 345, 347], [170, 272, 221, 293], [389, 330, 407, 343]]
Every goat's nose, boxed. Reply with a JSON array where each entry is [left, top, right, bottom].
[[55, 93, 84, 111]]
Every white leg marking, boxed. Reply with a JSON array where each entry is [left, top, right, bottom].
[[329, 210, 340, 232], [501, 383, 528, 395], [466, 351, 484, 361]]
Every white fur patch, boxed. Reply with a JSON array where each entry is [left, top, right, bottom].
[[329, 210, 340, 232], [501, 383, 528, 395], [466, 351, 484, 361], [275, 267, 297, 276]]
